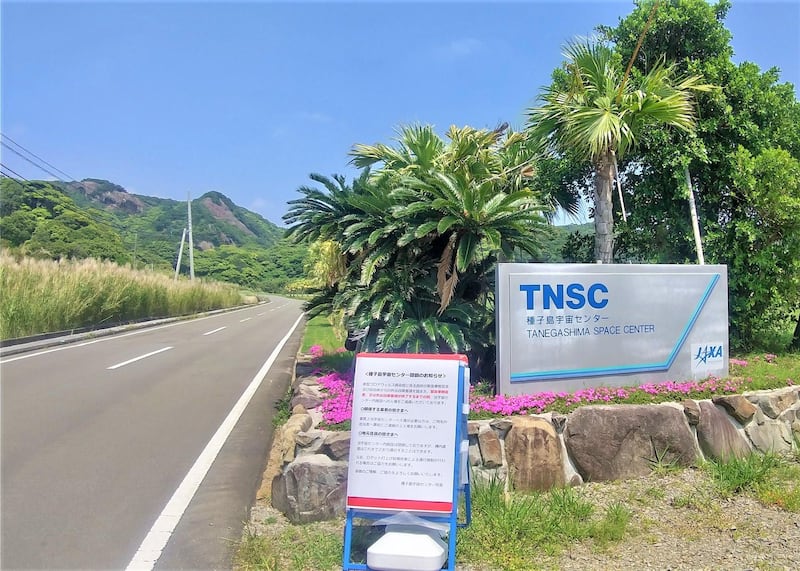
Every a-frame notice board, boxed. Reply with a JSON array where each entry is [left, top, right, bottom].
[[342, 353, 471, 571]]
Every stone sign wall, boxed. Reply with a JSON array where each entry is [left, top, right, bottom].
[[268, 372, 799, 524]]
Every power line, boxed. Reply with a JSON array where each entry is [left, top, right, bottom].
[[0, 162, 33, 183], [0, 141, 70, 182], [0, 133, 75, 181]]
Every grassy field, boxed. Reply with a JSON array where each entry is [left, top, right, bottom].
[[0, 252, 243, 339]]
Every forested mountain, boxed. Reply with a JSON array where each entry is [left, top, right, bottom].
[[0, 177, 306, 291], [55, 178, 284, 250]]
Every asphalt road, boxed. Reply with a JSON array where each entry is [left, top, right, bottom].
[[1, 297, 305, 570]]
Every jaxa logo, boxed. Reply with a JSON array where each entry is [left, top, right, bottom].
[[691, 343, 724, 372], [695, 345, 723, 365]]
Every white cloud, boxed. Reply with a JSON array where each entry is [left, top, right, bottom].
[[297, 111, 334, 124], [270, 112, 333, 139], [435, 38, 484, 61], [270, 126, 288, 139], [250, 197, 269, 213]]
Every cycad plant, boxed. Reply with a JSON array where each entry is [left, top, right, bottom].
[[284, 124, 550, 373]]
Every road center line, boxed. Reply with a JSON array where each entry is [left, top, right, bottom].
[[202, 327, 226, 336], [239, 318, 251, 323], [125, 313, 304, 571], [107, 347, 173, 370]]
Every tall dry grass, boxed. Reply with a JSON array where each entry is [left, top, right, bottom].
[[0, 252, 242, 340]]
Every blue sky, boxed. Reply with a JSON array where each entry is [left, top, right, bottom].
[[2, 1, 798, 227]]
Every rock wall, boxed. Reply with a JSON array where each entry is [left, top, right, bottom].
[[270, 380, 800, 523]]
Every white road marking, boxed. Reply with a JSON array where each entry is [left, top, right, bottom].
[[107, 347, 173, 370], [202, 327, 226, 336], [0, 301, 277, 364], [256, 312, 266, 317], [239, 318, 251, 323], [125, 313, 304, 571]]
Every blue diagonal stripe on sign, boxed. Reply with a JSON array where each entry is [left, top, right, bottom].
[[510, 274, 721, 382]]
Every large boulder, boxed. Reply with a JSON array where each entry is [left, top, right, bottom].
[[295, 430, 326, 457], [712, 395, 757, 424], [290, 383, 325, 410], [477, 425, 503, 468], [321, 432, 351, 461], [490, 418, 513, 433], [696, 401, 751, 461], [279, 411, 313, 463], [504, 416, 564, 491], [468, 435, 482, 466], [746, 387, 799, 419], [745, 418, 794, 454], [564, 404, 697, 482], [271, 454, 348, 523]]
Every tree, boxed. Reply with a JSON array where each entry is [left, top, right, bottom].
[[526, 38, 710, 263], [604, 0, 800, 348], [705, 147, 800, 347], [0, 179, 129, 263], [285, 124, 550, 374]]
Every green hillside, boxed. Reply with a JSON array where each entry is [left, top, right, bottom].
[[0, 177, 305, 291], [531, 222, 594, 263], [55, 179, 284, 250]]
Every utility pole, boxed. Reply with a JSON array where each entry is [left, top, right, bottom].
[[187, 192, 195, 280], [174, 228, 187, 280], [132, 232, 138, 271]]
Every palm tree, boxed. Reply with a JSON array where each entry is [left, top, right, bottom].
[[527, 39, 710, 263]]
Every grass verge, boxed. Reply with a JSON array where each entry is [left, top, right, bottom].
[[457, 476, 631, 570], [235, 515, 342, 571], [0, 252, 242, 339], [706, 451, 800, 512], [300, 314, 346, 354]]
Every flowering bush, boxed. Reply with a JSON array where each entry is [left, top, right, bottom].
[[308, 345, 324, 360], [469, 375, 748, 418], [313, 355, 794, 426], [317, 370, 353, 425]]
